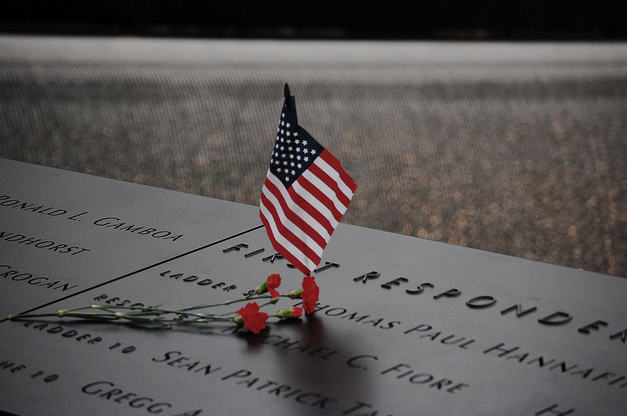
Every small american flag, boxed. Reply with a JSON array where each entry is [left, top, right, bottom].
[[259, 84, 357, 275]]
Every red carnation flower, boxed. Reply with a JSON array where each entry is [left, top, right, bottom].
[[253, 274, 282, 299], [235, 302, 269, 333], [266, 273, 281, 298], [301, 275, 320, 315]]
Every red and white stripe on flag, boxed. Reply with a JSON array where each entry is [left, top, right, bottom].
[[259, 148, 357, 275]]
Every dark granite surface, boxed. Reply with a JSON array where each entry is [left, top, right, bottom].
[[2, 159, 627, 415], [1, 36, 625, 277]]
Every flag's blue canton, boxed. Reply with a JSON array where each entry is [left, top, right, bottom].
[[269, 103, 324, 189]]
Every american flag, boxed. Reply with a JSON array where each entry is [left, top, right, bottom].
[[259, 84, 357, 275]]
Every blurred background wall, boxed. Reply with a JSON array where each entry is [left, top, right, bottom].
[[1, 3, 626, 277]]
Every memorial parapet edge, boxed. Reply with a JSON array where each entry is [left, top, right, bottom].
[[1, 159, 625, 416]]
